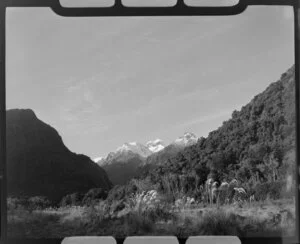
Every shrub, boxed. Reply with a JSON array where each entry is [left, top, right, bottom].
[[109, 200, 126, 217], [82, 188, 108, 205], [174, 196, 196, 210], [7, 197, 24, 210], [83, 203, 106, 224], [254, 181, 285, 201], [107, 185, 128, 202], [196, 210, 242, 235], [124, 212, 155, 235], [267, 181, 285, 199], [7, 197, 37, 210], [127, 190, 160, 213], [130, 178, 157, 193], [146, 204, 174, 222], [123, 190, 174, 223], [27, 196, 51, 210], [60, 192, 84, 207]]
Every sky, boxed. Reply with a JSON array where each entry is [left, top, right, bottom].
[[6, 5, 294, 159]]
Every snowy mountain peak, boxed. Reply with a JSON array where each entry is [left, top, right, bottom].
[[116, 143, 131, 152], [174, 132, 198, 146], [116, 142, 152, 158], [146, 139, 165, 153], [94, 156, 104, 163], [94, 156, 107, 166]]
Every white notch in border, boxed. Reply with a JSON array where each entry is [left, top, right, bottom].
[[59, 0, 115, 8], [61, 236, 117, 244], [124, 236, 179, 244], [121, 0, 177, 7], [184, 0, 239, 7], [187, 236, 241, 244]]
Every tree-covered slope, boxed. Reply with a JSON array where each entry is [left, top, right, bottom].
[[143, 65, 296, 192]]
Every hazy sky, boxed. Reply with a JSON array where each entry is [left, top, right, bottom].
[[6, 6, 294, 159]]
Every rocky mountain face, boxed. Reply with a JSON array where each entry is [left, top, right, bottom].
[[146, 139, 165, 153], [95, 142, 153, 185], [6, 109, 112, 203]]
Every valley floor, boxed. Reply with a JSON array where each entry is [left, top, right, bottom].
[[7, 198, 296, 238]]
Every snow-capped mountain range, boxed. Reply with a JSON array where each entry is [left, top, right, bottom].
[[116, 142, 153, 158], [94, 132, 198, 185], [94, 132, 198, 165]]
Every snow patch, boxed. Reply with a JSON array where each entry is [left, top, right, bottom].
[[146, 139, 165, 153]]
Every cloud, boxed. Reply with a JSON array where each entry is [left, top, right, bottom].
[[176, 87, 220, 102], [83, 89, 95, 104], [60, 106, 110, 135], [174, 109, 233, 129], [60, 76, 102, 124]]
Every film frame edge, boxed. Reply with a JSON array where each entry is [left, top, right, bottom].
[[0, 0, 299, 243]]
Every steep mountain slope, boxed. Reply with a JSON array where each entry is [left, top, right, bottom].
[[97, 142, 150, 185], [101, 154, 144, 185], [6, 109, 112, 202], [143, 66, 296, 191]]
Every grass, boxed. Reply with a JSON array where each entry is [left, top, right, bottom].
[[7, 198, 296, 238]]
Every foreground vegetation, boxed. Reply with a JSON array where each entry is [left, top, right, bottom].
[[8, 191, 296, 238]]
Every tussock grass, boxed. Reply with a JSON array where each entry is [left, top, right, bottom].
[[8, 198, 296, 238]]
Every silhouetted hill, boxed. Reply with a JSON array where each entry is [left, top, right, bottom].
[[6, 109, 112, 203]]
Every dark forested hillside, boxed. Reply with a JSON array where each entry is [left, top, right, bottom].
[[141, 144, 184, 170], [6, 109, 112, 203], [139, 65, 296, 197], [102, 154, 145, 185]]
